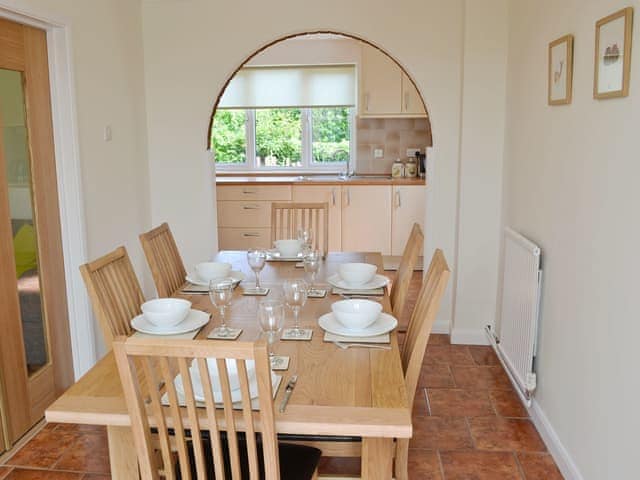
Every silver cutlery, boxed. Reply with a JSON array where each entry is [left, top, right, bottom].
[[333, 341, 391, 350], [279, 374, 298, 413]]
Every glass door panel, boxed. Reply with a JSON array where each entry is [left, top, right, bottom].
[[0, 68, 49, 376]]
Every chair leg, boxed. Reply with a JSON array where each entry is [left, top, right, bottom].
[[394, 439, 409, 480], [311, 467, 319, 479]]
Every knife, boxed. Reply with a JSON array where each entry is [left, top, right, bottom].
[[279, 374, 298, 413]]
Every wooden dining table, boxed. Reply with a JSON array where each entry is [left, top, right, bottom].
[[45, 251, 412, 479]]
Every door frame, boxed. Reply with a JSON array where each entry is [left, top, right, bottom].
[[0, 1, 96, 378]]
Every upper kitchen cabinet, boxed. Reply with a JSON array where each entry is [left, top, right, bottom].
[[359, 45, 427, 118]]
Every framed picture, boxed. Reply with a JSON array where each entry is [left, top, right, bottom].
[[548, 35, 574, 105], [594, 7, 634, 99]]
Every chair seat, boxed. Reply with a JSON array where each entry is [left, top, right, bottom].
[[178, 435, 321, 479]]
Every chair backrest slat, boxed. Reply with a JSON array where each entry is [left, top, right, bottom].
[[114, 338, 279, 480], [80, 246, 145, 347], [390, 223, 424, 320], [139, 223, 187, 298], [271, 202, 330, 257]]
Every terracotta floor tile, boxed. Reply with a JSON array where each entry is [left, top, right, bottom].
[[407, 449, 442, 479], [4, 469, 83, 480], [468, 345, 501, 365], [490, 389, 529, 418], [440, 451, 522, 480], [424, 345, 475, 365], [6, 429, 81, 469], [413, 388, 430, 416], [517, 453, 563, 480], [54, 433, 110, 474], [0, 467, 12, 480], [318, 456, 360, 476], [52, 424, 106, 435], [419, 364, 455, 388], [411, 416, 473, 450], [469, 417, 546, 452], [428, 334, 451, 346], [451, 365, 512, 390], [427, 389, 494, 417]]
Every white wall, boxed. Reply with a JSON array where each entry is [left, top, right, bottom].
[[504, 0, 640, 478], [246, 35, 362, 66], [141, 0, 510, 332], [3, 0, 152, 357]]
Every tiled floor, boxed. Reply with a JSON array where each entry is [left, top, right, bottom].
[[0, 272, 564, 479]]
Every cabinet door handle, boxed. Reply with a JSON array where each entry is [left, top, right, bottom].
[[331, 188, 336, 206], [396, 190, 402, 208], [242, 233, 261, 238], [365, 93, 370, 112], [242, 205, 260, 210], [345, 188, 351, 206], [404, 92, 409, 111], [242, 189, 257, 194]]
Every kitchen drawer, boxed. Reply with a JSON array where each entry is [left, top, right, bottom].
[[217, 201, 271, 228], [216, 185, 292, 201], [218, 228, 271, 250]]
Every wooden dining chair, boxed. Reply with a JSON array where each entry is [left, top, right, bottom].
[[139, 222, 187, 298], [271, 202, 329, 257], [389, 223, 424, 323], [113, 336, 321, 480], [79, 246, 145, 347], [395, 248, 450, 480]]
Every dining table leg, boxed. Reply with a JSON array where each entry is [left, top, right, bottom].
[[361, 437, 394, 479], [107, 425, 139, 479]]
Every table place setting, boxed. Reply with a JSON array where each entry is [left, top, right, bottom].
[[130, 298, 210, 338], [183, 260, 244, 294]]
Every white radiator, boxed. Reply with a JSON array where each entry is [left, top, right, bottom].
[[489, 228, 542, 405]]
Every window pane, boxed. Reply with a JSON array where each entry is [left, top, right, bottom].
[[255, 108, 302, 167], [211, 110, 247, 164], [311, 107, 350, 163]]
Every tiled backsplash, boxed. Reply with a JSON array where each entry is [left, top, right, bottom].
[[356, 117, 432, 174]]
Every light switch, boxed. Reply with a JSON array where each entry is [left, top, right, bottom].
[[374, 148, 383, 158], [104, 125, 113, 142], [406, 147, 420, 157]]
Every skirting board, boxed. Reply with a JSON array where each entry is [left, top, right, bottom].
[[432, 318, 450, 335], [528, 399, 584, 480], [450, 328, 489, 345]]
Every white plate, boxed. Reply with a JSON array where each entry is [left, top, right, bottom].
[[327, 273, 389, 290], [185, 270, 245, 287], [266, 250, 303, 261], [174, 370, 279, 403], [131, 309, 210, 335], [318, 312, 397, 337]]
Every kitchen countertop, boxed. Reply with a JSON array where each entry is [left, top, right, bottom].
[[215, 174, 426, 186]]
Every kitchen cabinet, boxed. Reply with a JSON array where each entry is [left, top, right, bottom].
[[218, 227, 271, 250], [359, 46, 426, 117], [391, 186, 426, 255], [292, 185, 342, 251], [341, 186, 392, 255]]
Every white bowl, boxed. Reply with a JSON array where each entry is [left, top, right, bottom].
[[141, 298, 191, 328], [331, 299, 382, 330], [195, 262, 232, 282], [338, 263, 377, 286], [190, 359, 256, 395], [274, 239, 303, 258]]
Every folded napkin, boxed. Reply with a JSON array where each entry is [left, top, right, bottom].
[[323, 331, 390, 344], [332, 287, 385, 296], [181, 283, 209, 294], [133, 329, 201, 340]]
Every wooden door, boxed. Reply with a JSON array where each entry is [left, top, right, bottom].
[[341, 186, 391, 255], [401, 73, 426, 116], [360, 45, 402, 116], [391, 186, 425, 255], [292, 185, 342, 251], [0, 17, 74, 445]]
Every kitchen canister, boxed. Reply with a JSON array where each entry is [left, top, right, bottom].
[[391, 158, 405, 178]]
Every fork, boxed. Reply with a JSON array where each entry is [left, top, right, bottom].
[[333, 341, 391, 350]]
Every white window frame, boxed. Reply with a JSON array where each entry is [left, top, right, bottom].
[[214, 107, 356, 173]]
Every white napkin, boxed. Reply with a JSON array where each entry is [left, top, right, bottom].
[[323, 332, 390, 344], [133, 329, 200, 340]]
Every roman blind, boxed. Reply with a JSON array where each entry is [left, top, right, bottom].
[[218, 65, 356, 109]]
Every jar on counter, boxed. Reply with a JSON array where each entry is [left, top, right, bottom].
[[405, 157, 417, 178], [391, 158, 405, 178]]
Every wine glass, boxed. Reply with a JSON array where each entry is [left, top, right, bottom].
[[247, 249, 267, 294], [209, 278, 234, 336], [297, 227, 313, 255], [283, 279, 308, 337], [303, 250, 321, 295], [257, 299, 285, 357]]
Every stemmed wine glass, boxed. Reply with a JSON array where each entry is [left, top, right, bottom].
[[303, 250, 321, 295], [247, 249, 267, 294], [257, 299, 285, 358], [283, 279, 308, 337], [209, 278, 234, 336], [297, 227, 313, 255]]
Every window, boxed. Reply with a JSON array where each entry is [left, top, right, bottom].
[[212, 106, 353, 170]]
